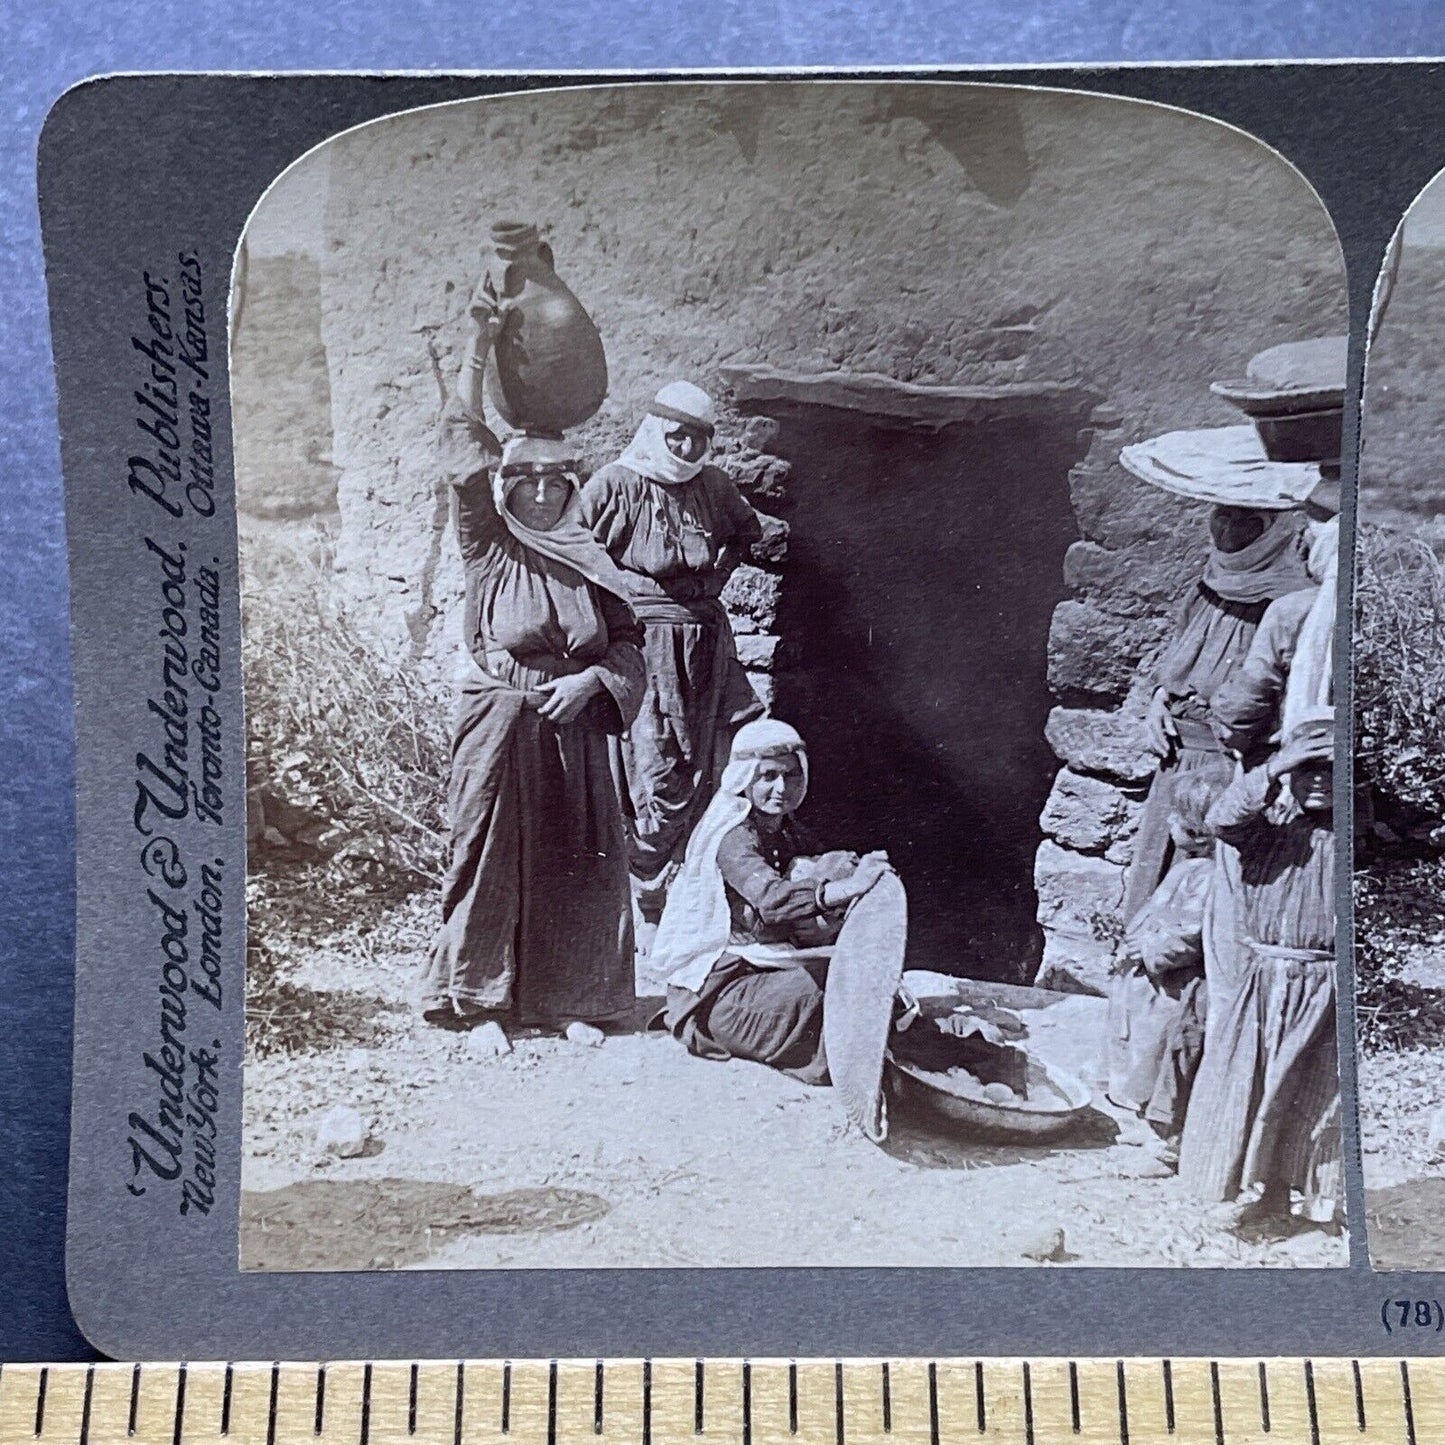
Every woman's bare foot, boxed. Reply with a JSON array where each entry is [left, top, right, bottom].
[[563, 1021, 605, 1047]]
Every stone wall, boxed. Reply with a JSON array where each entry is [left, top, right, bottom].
[[231, 252, 338, 520], [249, 81, 1346, 982]]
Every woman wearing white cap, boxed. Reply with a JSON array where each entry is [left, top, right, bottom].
[[580, 382, 766, 924], [648, 718, 891, 1082], [421, 433, 647, 1046]]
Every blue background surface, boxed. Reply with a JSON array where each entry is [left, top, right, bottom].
[[6, 0, 1445, 1363]]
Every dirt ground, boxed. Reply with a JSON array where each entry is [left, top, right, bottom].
[[1358, 898, 1445, 1269], [241, 891, 1347, 1272], [1361, 1044, 1445, 1270]]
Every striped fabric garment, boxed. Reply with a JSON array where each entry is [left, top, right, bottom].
[[1177, 765, 1341, 1219]]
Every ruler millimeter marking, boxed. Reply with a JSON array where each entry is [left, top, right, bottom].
[[0, 1358, 1436, 1445]]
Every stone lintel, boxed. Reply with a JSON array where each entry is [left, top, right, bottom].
[[720, 364, 1095, 429]]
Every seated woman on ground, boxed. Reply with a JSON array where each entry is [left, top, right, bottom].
[[647, 719, 892, 1084]]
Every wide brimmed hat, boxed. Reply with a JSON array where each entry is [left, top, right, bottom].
[[1211, 336, 1346, 466], [1119, 425, 1322, 510]]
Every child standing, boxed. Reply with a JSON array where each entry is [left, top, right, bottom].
[[1178, 709, 1339, 1236]]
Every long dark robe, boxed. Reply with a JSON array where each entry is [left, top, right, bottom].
[[1123, 536, 1308, 923], [422, 470, 646, 1026], [579, 462, 764, 906], [1177, 766, 1340, 1215], [662, 815, 845, 1084]]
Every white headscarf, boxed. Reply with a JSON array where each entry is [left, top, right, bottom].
[[617, 380, 717, 486], [488, 434, 637, 599], [650, 719, 810, 993], [1282, 514, 1339, 733]]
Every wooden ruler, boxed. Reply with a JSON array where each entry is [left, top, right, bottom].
[[0, 1358, 1437, 1445]]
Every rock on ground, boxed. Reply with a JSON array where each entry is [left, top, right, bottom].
[[316, 1104, 369, 1159]]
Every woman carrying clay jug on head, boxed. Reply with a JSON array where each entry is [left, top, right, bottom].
[[421, 221, 643, 1051], [580, 382, 766, 937]]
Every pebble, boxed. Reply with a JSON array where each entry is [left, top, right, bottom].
[[564, 1021, 605, 1048], [1020, 1225, 1068, 1263], [466, 1021, 513, 1059], [315, 1105, 369, 1159]]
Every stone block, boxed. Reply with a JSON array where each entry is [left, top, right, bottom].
[[747, 673, 776, 709], [735, 633, 783, 670], [741, 415, 780, 450], [721, 450, 792, 505], [1040, 769, 1142, 855], [722, 565, 782, 632], [1045, 705, 1157, 785], [1062, 539, 1187, 614], [1034, 840, 1126, 944], [1047, 600, 1166, 703], [1033, 931, 1115, 998], [1104, 818, 1141, 867], [750, 511, 790, 565], [1069, 459, 1207, 550], [300, 84, 1345, 689]]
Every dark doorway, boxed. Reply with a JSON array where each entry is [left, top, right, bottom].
[[760, 402, 1092, 983]]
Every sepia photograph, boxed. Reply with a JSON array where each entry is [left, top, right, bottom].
[[234, 80, 1349, 1270], [1354, 170, 1445, 1269]]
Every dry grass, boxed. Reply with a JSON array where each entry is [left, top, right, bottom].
[[1354, 523, 1445, 1053], [1355, 859, 1445, 1054], [242, 527, 450, 1055], [1354, 525, 1445, 818], [243, 527, 451, 887]]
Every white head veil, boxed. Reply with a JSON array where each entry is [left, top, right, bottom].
[[650, 718, 809, 993], [617, 380, 717, 486]]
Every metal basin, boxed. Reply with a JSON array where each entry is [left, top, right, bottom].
[[885, 1053, 1093, 1142]]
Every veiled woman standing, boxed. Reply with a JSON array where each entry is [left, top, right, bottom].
[[580, 382, 765, 926], [1118, 429, 1313, 921], [421, 430, 646, 1048]]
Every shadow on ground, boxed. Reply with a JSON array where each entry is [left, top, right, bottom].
[[1368, 1179, 1445, 1270], [241, 1178, 612, 1271]]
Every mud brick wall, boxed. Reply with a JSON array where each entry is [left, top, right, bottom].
[[247, 81, 1345, 983], [231, 253, 339, 520]]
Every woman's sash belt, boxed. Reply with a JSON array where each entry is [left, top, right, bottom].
[[1242, 939, 1334, 966], [629, 593, 728, 628]]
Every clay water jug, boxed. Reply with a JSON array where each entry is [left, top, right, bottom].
[[474, 220, 608, 437]]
